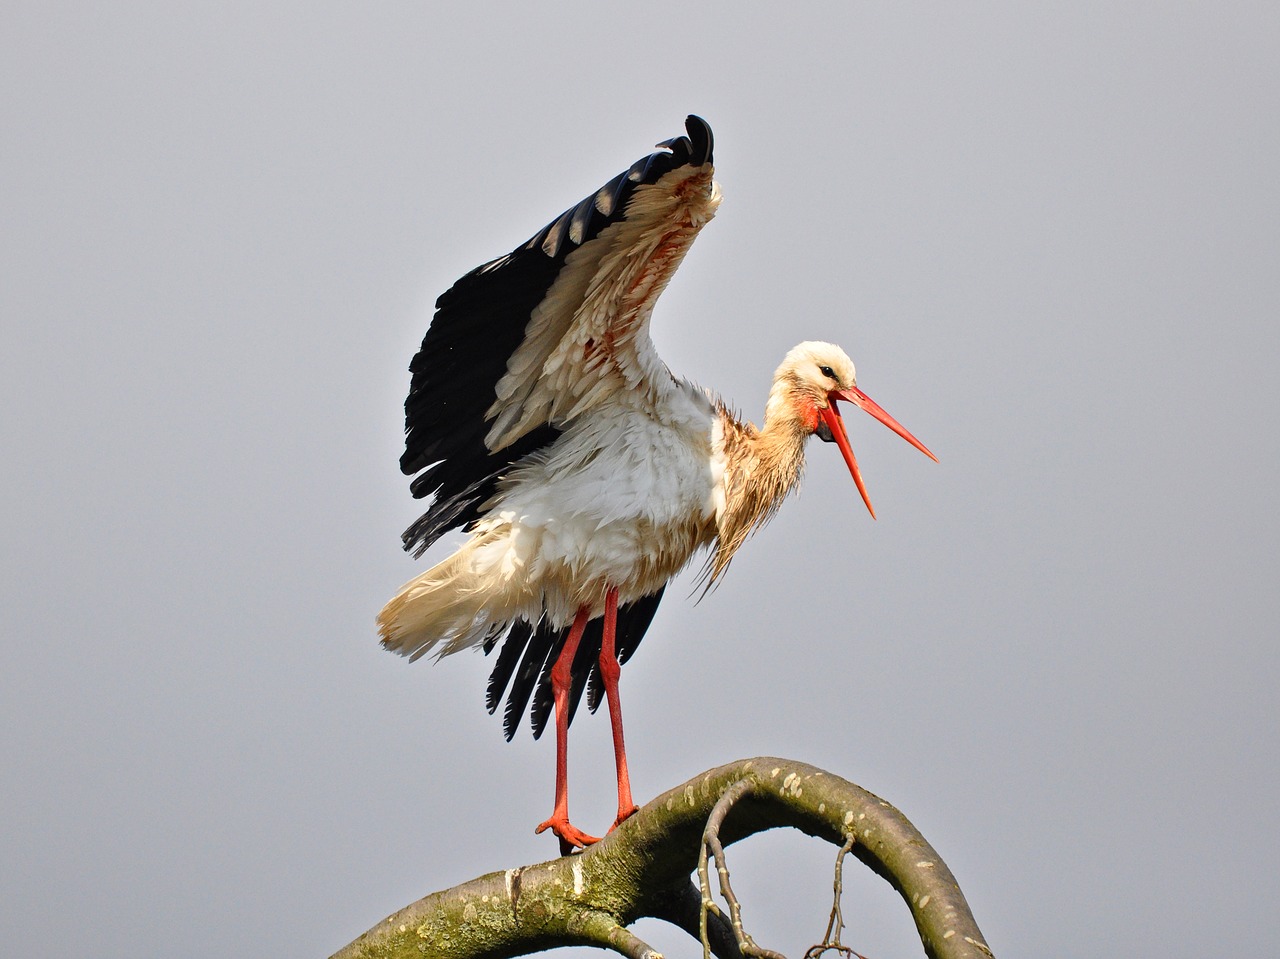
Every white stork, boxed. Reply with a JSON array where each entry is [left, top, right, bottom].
[[378, 116, 935, 852]]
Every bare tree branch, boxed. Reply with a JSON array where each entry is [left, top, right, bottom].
[[330, 757, 993, 959], [806, 836, 864, 959], [699, 777, 785, 959]]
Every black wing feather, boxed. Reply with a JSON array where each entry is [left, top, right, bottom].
[[500, 619, 560, 742], [585, 586, 665, 713], [526, 618, 602, 740], [486, 587, 665, 739], [485, 619, 532, 710]]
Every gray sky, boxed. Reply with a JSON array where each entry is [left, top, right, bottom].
[[3, 2, 1278, 956]]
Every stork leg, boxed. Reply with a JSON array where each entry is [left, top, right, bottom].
[[599, 586, 639, 831], [535, 605, 600, 854]]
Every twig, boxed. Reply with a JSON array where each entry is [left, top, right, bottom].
[[699, 777, 787, 959], [804, 836, 868, 959]]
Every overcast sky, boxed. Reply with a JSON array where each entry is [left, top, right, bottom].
[[3, 3, 1278, 957]]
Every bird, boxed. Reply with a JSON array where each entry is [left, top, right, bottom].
[[378, 116, 936, 853]]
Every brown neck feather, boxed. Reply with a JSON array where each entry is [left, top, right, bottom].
[[708, 393, 812, 583]]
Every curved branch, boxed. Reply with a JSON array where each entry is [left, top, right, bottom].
[[330, 757, 993, 959]]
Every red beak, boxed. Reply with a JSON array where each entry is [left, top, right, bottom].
[[818, 387, 937, 520]]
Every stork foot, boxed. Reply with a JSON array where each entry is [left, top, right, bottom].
[[535, 815, 600, 855], [609, 804, 639, 833]]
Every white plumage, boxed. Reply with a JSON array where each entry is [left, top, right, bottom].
[[381, 381, 718, 658]]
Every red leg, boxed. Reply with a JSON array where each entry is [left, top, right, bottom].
[[534, 606, 600, 854], [599, 587, 639, 831]]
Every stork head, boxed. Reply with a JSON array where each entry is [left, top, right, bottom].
[[770, 341, 937, 519]]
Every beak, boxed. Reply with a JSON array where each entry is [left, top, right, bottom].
[[818, 386, 937, 520]]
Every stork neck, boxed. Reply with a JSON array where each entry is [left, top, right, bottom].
[[753, 410, 810, 483], [709, 403, 809, 582]]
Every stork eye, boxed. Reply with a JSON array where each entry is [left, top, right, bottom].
[[819, 365, 836, 379]]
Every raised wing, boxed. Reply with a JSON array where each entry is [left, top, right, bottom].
[[399, 116, 719, 556]]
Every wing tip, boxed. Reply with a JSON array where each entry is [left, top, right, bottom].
[[656, 115, 715, 168], [685, 114, 714, 166]]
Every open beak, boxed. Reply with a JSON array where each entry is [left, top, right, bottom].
[[817, 386, 937, 520]]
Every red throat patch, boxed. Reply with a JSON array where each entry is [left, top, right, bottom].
[[797, 395, 820, 434]]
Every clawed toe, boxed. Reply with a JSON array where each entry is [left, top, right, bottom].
[[536, 815, 601, 855]]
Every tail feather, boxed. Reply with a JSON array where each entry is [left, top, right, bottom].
[[377, 538, 509, 661]]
